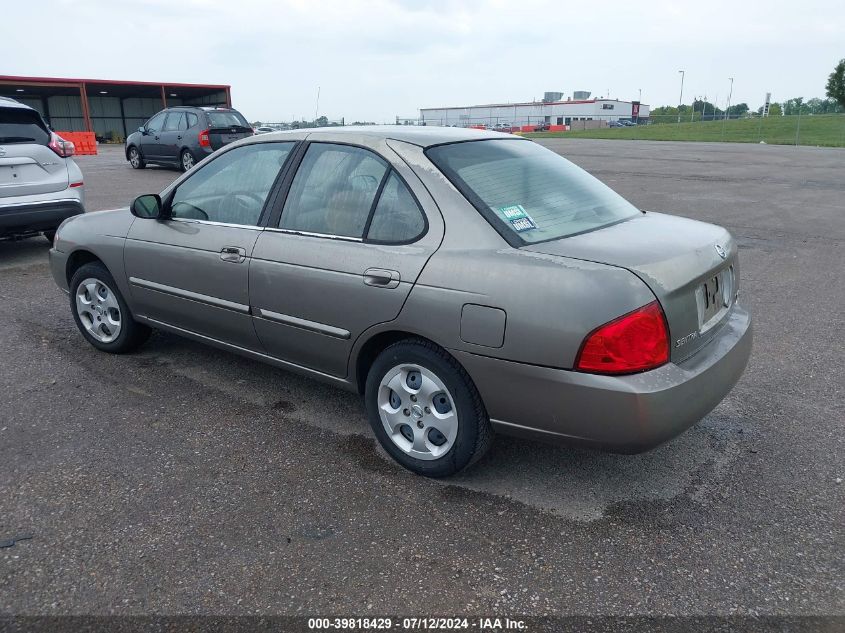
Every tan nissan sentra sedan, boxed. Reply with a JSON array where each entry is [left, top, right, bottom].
[[49, 127, 752, 477]]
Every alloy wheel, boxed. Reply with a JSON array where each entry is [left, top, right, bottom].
[[182, 151, 194, 171]]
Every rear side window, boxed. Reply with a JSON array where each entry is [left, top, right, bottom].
[[427, 139, 639, 244], [366, 173, 426, 243], [280, 143, 387, 239], [163, 112, 184, 132], [186, 112, 198, 128], [206, 110, 250, 129], [0, 107, 50, 145]]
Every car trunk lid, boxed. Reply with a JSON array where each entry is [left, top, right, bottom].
[[1, 106, 69, 198], [207, 127, 253, 151], [522, 212, 739, 363], [0, 142, 69, 198], [204, 110, 253, 151]]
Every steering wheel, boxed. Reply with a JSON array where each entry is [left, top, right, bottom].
[[170, 201, 208, 221], [221, 191, 264, 209]]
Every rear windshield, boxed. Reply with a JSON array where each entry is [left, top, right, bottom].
[[426, 139, 640, 244], [206, 110, 250, 129], [0, 107, 50, 145]]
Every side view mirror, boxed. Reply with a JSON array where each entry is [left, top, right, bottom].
[[131, 194, 162, 219], [138, 126, 147, 135]]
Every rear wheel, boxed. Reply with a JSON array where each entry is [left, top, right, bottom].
[[365, 339, 493, 477], [180, 149, 195, 172], [69, 262, 151, 353], [128, 146, 145, 169]]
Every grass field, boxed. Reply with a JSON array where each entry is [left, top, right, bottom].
[[526, 114, 845, 147]]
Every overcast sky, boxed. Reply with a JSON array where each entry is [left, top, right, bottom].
[[6, 0, 844, 122]]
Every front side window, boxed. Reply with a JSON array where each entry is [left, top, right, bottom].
[[169, 142, 295, 226], [280, 143, 388, 238], [427, 139, 639, 244], [145, 112, 166, 133]]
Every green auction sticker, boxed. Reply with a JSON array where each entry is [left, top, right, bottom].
[[500, 204, 528, 220], [499, 204, 538, 231]]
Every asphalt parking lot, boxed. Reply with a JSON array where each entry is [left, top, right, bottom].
[[1, 141, 842, 618]]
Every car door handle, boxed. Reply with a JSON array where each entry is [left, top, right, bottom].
[[220, 246, 246, 263], [176, 135, 182, 140], [363, 268, 400, 289], [154, 135, 160, 140]]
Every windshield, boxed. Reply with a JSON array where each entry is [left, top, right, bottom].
[[426, 139, 640, 244], [206, 110, 250, 129], [0, 107, 50, 145]]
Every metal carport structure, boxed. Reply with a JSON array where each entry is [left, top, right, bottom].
[[0, 75, 232, 141]]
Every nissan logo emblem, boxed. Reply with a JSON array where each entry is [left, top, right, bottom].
[[715, 244, 727, 259]]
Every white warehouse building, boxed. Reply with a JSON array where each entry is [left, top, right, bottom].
[[419, 96, 649, 129]]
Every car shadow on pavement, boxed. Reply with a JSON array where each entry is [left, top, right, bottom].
[[137, 329, 747, 523], [0, 236, 52, 270]]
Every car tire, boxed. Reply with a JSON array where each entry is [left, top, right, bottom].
[[180, 149, 195, 172], [128, 146, 146, 169], [69, 262, 151, 354], [365, 339, 493, 477], [43, 230, 56, 244]]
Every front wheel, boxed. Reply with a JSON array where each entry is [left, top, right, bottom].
[[180, 149, 195, 172], [69, 262, 151, 353], [128, 146, 146, 169], [365, 340, 493, 477]]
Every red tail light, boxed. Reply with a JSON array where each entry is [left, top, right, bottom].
[[49, 133, 75, 157], [198, 129, 211, 147], [575, 301, 670, 375]]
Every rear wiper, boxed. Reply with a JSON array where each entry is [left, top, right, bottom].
[[0, 136, 36, 143]]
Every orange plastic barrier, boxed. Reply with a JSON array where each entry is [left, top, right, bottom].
[[548, 125, 565, 132], [520, 125, 536, 133], [468, 124, 486, 130], [55, 131, 98, 155]]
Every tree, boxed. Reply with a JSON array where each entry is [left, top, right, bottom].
[[782, 97, 803, 115], [826, 58, 845, 109], [768, 102, 782, 116], [727, 103, 749, 116], [650, 105, 678, 116]]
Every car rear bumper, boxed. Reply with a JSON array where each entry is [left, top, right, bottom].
[[453, 304, 752, 453], [0, 198, 84, 237]]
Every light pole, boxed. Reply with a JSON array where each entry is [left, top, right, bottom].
[[638, 88, 642, 102], [691, 96, 696, 122], [724, 77, 734, 121], [677, 70, 685, 124]]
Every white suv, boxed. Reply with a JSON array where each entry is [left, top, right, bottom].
[[0, 97, 85, 242]]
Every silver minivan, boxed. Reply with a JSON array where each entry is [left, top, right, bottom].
[[0, 97, 85, 242]]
